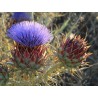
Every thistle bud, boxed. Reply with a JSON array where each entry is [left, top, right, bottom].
[[58, 34, 91, 68]]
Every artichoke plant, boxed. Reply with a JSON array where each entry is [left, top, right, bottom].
[[12, 12, 33, 23]]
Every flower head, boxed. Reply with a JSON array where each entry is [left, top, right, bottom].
[[7, 21, 52, 70], [6, 12, 33, 29], [7, 21, 53, 47], [12, 12, 33, 22], [59, 34, 91, 68]]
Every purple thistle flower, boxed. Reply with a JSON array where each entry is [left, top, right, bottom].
[[7, 21, 53, 47], [12, 12, 33, 22]]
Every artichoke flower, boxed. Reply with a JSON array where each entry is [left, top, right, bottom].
[[7, 12, 33, 29], [7, 21, 53, 70], [12, 12, 33, 22]]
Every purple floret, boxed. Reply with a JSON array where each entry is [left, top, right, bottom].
[[12, 12, 33, 22], [7, 21, 53, 47]]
